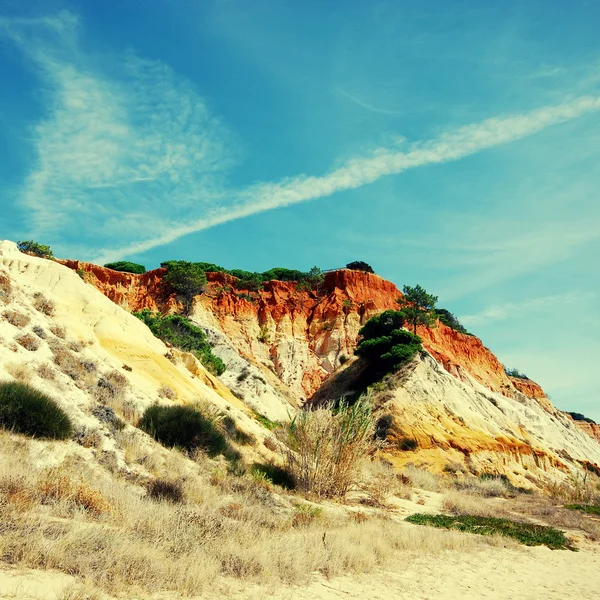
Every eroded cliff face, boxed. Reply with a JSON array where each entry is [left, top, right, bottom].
[[2, 242, 598, 483], [66, 261, 552, 405], [570, 419, 600, 444]]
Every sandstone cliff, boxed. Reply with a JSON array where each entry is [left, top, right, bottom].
[[3, 240, 597, 485], [63, 261, 552, 406]]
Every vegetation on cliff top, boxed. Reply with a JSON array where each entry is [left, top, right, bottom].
[[161, 260, 324, 292], [566, 412, 597, 425], [16, 240, 54, 259], [504, 366, 530, 380], [133, 309, 226, 376], [162, 261, 208, 313], [104, 261, 147, 274], [346, 260, 375, 273], [434, 308, 471, 335], [397, 284, 438, 335]]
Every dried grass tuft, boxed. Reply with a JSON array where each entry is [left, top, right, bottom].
[[3, 309, 30, 328], [32, 292, 55, 316]]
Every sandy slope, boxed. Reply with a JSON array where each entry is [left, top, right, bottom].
[[1, 543, 599, 600]]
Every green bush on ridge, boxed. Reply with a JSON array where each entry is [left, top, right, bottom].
[[104, 261, 147, 274], [160, 261, 324, 292], [0, 381, 73, 439], [17, 240, 54, 259]]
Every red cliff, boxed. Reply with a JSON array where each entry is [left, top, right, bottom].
[[63, 262, 551, 404]]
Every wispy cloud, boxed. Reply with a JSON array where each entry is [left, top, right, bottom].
[[335, 87, 404, 115], [3, 12, 600, 263], [1, 12, 237, 253], [460, 291, 596, 326], [99, 93, 600, 263]]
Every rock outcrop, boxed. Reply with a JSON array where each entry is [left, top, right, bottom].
[[3, 240, 596, 484], [65, 261, 555, 405]]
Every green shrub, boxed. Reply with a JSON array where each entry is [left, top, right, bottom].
[[104, 261, 147, 274], [406, 513, 573, 550], [251, 463, 295, 489], [17, 240, 54, 259], [565, 504, 600, 515], [0, 381, 73, 439], [146, 478, 185, 503], [356, 310, 422, 378], [138, 404, 229, 457], [346, 261, 374, 273], [134, 310, 225, 376]]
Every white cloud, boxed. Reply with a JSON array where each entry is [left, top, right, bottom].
[[1, 13, 237, 252], [460, 291, 596, 326]]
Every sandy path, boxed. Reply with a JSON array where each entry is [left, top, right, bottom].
[[1, 544, 599, 600]]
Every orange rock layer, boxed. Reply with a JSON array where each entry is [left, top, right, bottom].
[[64, 262, 548, 402]]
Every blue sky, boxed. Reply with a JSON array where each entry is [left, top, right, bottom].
[[1, 0, 599, 420]]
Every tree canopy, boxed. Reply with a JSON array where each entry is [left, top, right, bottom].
[[162, 261, 207, 313], [435, 308, 470, 335], [346, 261, 374, 274], [397, 284, 438, 335], [104, 261, 147, 274], [17, 240, 53, 259], [356, 310, 422, 377]]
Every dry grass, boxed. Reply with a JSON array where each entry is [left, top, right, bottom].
[[546, 472, 600, 504], [283, 396, 378, 498], [453, 476, 508, 497], [5, 361, 33, 382], [361, 459, 412, 505], [158, 384, 177, 400], [32, 325, 47, 339], [37, 362, 56, 380], [0, 271, 12, 303], [73, 427, 104, 449], [443, 490, 509, 518], [94, 370, 129, 406], [50, 325, 67, 339], [50, 341, 97, 386], [32, 292, 55, 316], [508, 495, 600, 541], [36, 471, 112, 517], [0, 430, 511, 598], [3, 309, 30, 328], [16, 333, 41, 352], [403, 466, 442, 492]]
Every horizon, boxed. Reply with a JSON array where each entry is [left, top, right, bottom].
[[0, 1, 599, 421]]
